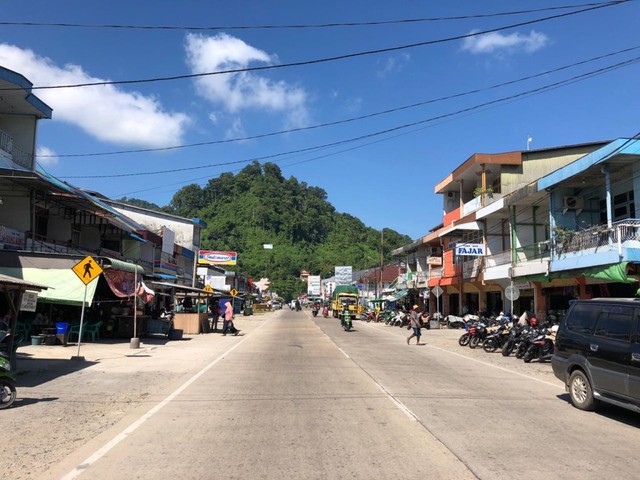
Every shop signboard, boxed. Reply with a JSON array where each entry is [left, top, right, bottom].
[[0, 225, 25, 250], [455, 243, 486, 256], [307, 275, 321, 295], [198, 250, 238, 266], [20, 291, 38, 312], [427, 256, 442, 265]]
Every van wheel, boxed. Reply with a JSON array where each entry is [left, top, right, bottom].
[[569, 370, 597, 411]]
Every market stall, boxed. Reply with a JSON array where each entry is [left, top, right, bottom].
[[150, 282, 220, 335]]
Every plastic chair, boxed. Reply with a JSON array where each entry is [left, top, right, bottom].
[[68, 323, 86, 342], [83, 321, 103, 342]]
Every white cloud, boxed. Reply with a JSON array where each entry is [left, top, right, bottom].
[[184, 33, 309, 127], [461, 30, 550, 54], [0, 44, 190, 148], [224, 117, 246, 141], [35, 146, 58, 168], [377, 52, 411, 78]]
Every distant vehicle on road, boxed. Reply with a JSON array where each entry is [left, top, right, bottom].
[[271, 301, 282, 310]]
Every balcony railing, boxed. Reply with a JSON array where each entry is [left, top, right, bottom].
[[0, 129, 32, 169], [462, 192, 504, 216], [484, 250, 511, 267], [554, 219, 640, 256], [515, 240, 551, 262]]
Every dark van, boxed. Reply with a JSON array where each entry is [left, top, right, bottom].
[[552, 298, 640, 413]]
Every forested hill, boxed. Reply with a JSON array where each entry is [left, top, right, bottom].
[[120, 162, 412, 298]]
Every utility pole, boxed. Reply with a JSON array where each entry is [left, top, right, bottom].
[[379, 229, 384, 296]]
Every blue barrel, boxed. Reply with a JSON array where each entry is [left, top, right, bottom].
[[56, 322, 70, 334]]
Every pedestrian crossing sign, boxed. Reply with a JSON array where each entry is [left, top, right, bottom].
[[72, 255, 103, 285]]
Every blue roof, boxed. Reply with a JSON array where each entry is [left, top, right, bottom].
[[538, 138, 640, 190], [0, 66, 52, 118]]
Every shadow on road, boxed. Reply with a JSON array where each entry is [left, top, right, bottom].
[[14, 356, 98, 387], [9, 396, 59, 409], [556, 393, 640, 428]]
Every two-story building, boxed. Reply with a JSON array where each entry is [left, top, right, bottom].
[[392, 140, 638, 320]]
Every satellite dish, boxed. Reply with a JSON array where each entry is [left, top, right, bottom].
[[505, 285, 520, 301]]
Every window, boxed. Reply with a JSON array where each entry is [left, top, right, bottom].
[[565, 303, 599, 334], [594, 306, 634, 341], [600, 190, 635, 223]]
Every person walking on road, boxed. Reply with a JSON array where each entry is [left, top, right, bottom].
[[407, 304, 424, 345], [222, 300, 242, 336]]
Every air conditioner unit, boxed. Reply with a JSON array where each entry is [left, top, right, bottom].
[[563, 196, 584, 214]]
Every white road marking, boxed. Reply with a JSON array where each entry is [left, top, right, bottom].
[[60, 321, 267, 480], [312, 318, 417, 421]]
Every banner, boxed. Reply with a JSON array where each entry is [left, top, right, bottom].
[[307, 275, 321, 295], [334, 266, 352, 285], [198, 250, 238, 266]]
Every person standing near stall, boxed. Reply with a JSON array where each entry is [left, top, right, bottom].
[[209, 301, 221, 332]]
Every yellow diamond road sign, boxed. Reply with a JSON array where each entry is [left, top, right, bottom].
[[230, 288, 238, 297], [72, 256, 103, 285]]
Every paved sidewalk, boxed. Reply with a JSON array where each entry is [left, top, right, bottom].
[[12, 312, 271, 382]]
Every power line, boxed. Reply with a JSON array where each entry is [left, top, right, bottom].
[[0, 1, 627, 92], [57, 54, 640, 179], [0, 2, 620, 31], [39, 44, 640, 159]]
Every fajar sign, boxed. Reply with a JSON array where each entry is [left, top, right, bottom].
[[455, 243, 486, 256]]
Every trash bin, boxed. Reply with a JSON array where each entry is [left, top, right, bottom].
[[56, 322, 70, 345], [56, 322, 70, 334]]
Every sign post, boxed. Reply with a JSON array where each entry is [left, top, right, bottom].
[[432, 285, 444, 316], [71, 256, 102, 361], [505, 282, 520, 317]]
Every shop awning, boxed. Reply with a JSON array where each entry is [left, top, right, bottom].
[[100, 257, 145, 275], [150, 281, 222, 295], [0, 267, 97, 306], [0, 273, 49, 291], [384, 289, 409, 301], [522, 262, 637, 284], [438, 221, 481, 237]]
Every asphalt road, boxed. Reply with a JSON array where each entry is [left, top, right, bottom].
[[39, 309, 640, 480]]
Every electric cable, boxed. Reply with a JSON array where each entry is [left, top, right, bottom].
[[57, 54, 640, 179], [0, 1, 626, 92], [0, 2, 622, 31], [37, 44, 640, 159]]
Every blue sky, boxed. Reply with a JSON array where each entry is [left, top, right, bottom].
[[1, 1, 639, 240]]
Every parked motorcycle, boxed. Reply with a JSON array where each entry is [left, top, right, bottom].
[[0, 349, 17, 409], [523, 327, 556, 363], [482, 323, 511, 353], [501, 324, 526, 357], [468, 322, 489, 349]]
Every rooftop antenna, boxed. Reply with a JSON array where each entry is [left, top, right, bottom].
[[526, 135, 533, 151]]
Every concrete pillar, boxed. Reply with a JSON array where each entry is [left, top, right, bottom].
[[533, 282, 546, 323], [576, 278, 588, 299]]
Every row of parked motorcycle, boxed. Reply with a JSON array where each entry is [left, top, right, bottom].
[[457, 314, 557, 363]]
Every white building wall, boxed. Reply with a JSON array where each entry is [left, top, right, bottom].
[[112, 207, 196, 250]]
